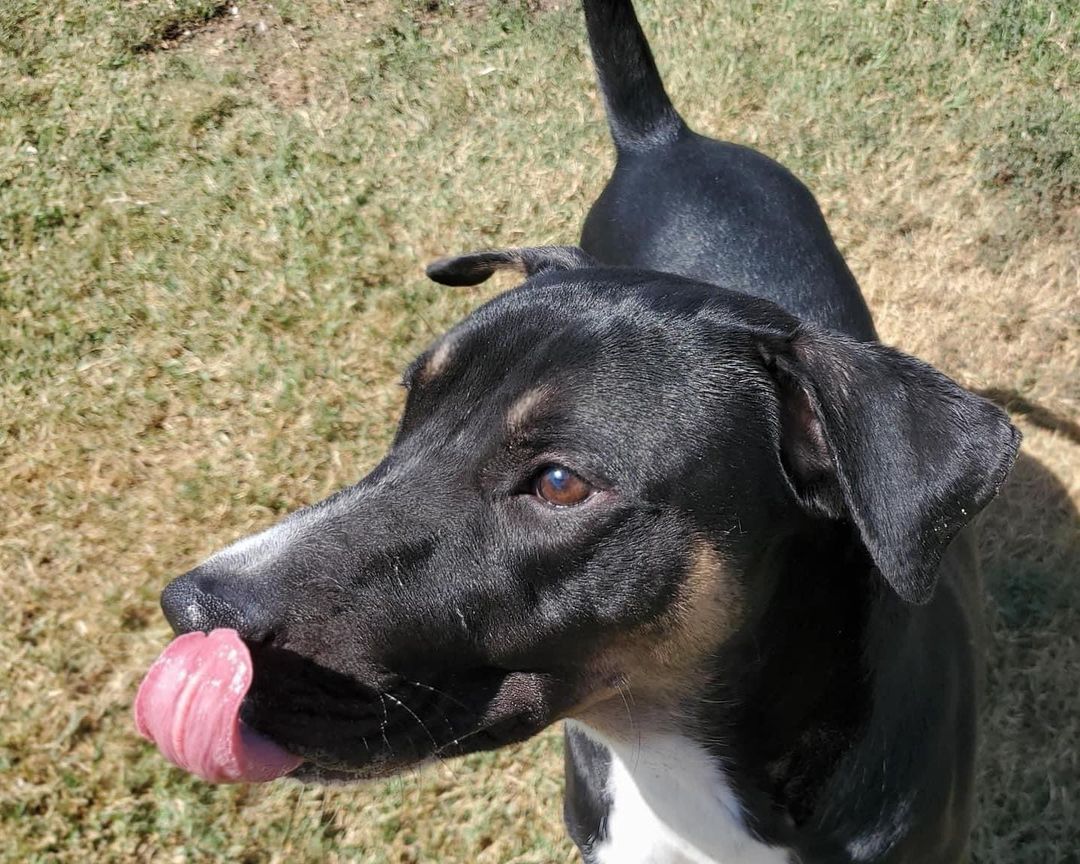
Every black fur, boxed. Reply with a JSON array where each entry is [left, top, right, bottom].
[[426, 245, 597, 286], [564, 724, 613, 855], [161, 262, 1016, 858], [581, 0, 877, 341], [153, 1, 1020, 862]]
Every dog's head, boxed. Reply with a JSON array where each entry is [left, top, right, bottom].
[[154, 246, 1019, 782]]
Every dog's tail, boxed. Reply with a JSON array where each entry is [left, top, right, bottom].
[[583, 0, 685, 151]]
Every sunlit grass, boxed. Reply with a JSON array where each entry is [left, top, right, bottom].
[[1, 0, 1076, 861]]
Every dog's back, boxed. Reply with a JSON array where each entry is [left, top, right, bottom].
[[580, 0, 877, 341]]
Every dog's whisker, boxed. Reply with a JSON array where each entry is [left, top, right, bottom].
[[696, 695, 734, 707], [435, 717, 493, 754], [404, 678, 472, 713], [382, 692, 439, 750], [398, 680, 476, 752], [615, 677, 641, 771], [383, 692, 461, 780], [374, 688, 458, 777], [377, 694, 394, 757]]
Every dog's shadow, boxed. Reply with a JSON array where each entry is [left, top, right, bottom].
[[972, 440, 1080, 860]]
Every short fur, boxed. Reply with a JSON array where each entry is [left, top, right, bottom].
[[156, 1, 1020, 862]]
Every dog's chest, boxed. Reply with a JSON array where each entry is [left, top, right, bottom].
[[573, 725, 789, 864]]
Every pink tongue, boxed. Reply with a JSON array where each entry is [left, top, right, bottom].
[[134, 629, 303, 783]]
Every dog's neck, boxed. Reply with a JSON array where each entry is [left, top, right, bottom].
[[705, 525, 879, 825], [687, 523, 934, 859], [570, 526, 890, 862], [568, 720, 791, 864], [569, 524, 951, 862]]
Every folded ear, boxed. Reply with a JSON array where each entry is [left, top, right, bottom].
[[425, 246, 597, 286], [760, 325, 1021, 604]]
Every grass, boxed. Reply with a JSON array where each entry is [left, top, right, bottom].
[[0, 0, 1076, 861]]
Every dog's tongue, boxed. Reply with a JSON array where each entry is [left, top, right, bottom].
[[134, 628, 302, 783]]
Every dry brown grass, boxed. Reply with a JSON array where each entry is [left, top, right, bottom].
[[1, 0, 1076, 861]]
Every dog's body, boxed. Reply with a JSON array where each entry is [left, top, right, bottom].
[[563, 3, 978, 861], [147, 2, 1019, 863], [579, 0, 876, 343]]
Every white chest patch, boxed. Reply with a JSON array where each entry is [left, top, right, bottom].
[[569, 722, 789, 864]]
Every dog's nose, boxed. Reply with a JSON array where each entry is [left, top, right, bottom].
[[160, 567, 277, 643]]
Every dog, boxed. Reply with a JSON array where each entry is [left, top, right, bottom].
[[142, 1, 1020, 862]]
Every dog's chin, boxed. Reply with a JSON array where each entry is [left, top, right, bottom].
[[285, 760, 425, 786], [242, 658, 569, 784]]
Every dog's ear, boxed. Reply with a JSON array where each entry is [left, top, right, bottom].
[[759, 325, 1020, 604], [426, 246, 597, 286]]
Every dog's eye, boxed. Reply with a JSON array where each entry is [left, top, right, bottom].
[[534, 465, 593, 507]]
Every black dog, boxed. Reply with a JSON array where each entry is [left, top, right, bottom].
[[579, 1, 876, 344], [150, 1, 1019, 862]]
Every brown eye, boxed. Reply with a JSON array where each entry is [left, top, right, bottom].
[[531, 466, 591, 505], [534, 465, 593, 507]]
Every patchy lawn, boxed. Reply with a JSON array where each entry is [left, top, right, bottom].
[[1, 0, 1076, 861]]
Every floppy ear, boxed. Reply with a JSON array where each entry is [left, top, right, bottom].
[[426, 245, 598, 286], [760, 325, 1021, 604]]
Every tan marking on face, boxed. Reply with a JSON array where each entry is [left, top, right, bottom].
[[567, 539, 744, 738], [421, 337, 456, 382], [654, 539, 743, 666], [506, 386, 552, 432]]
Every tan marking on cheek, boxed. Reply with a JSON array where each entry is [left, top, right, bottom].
[[656, 540, 743, 666], [506, 386, 551, 431], [421, 337, 456, 382], [567, 539, 745, 737]]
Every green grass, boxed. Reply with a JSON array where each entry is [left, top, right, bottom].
[[1, 0, 1077, 861]]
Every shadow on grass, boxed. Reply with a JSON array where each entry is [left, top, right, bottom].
[[975, 388, 1080, 446], [973, 449, 1080, 862]]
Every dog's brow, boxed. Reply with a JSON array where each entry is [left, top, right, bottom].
[[507, 386, 553, 432], [402, 336, 458, 389], [405, 337, 457, 386]]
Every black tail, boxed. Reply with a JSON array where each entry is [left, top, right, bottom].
[[583, 0, 685, 150]]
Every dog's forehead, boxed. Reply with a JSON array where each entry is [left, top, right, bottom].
[[399, 275, 786, 451], [412, 277, 726, 390], [412, 317, 617, 424]]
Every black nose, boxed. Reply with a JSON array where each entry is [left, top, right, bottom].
[[161, 566, 277, 642]]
